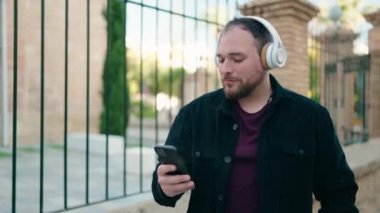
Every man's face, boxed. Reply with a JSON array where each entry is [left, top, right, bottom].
[[216, 25, 266, 100]]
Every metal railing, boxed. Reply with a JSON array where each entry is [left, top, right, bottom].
[[5, 0, 375, 212], [308, 24, 371, 146], [4, 0, 248, 212]]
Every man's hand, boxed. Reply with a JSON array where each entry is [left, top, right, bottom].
[[157, 164, 195, 197]]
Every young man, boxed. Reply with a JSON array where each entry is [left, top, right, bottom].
[[152, 16, 359, 213]]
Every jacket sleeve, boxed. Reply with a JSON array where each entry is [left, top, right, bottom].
[[151, 108, 189, 207], [313, 107, 359, 213]]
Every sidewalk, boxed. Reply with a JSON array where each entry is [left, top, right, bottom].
[[0, 129, 166, 213], [1, 135, 379, 213]]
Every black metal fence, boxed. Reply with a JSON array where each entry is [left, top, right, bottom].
[[308, 25, 371, 146], [4, 0, 249, 212], [6, 1, 373, 212]]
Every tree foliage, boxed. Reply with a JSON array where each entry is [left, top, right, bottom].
[[99, 0, 129, 136]]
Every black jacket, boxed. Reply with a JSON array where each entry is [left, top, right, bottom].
[[152, 75, 358, 213]]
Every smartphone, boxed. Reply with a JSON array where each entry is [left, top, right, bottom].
[[154, 144, 189, 175]]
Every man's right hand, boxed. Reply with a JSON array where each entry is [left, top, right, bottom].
[[157, 164, 195, 197]]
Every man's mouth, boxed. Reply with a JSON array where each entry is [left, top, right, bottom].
[[223, 78, 239, 86]]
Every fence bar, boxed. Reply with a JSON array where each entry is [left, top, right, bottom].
[[85, 0, 91, 204], [205, 0, 209, 92], [63, 0, 69, 208], [194, 0, 198, 97], [138, 2, 144, 193], [39, 0, 45, 212], [215, 0, 221, 88], [11, 0, 19, 212], [154, 0, 159, 145], [169, 0, 173, 123], [362, 59, 367, 134], [180, 0, 185, 107], [105, 0, 110, 200], [123, 0, 127, 196]]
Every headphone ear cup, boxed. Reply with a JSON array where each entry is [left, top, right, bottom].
[[275, 48, 287, 68], [247, 16, 287, 69], [260, 43, 271, 70]]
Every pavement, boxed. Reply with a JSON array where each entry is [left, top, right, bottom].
[[1, 131, 379, 213], [344, 138, 380, 213], [0, 127, 169, 213]]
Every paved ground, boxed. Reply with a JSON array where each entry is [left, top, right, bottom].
[[0, 127, 168, 213], [345, 139, 380, 213], [1, 132, 379, 213]]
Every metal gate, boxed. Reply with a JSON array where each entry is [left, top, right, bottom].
[[309, 26, 370, 145], [325, 55, 370, 145], [1, 0, 249, 212]]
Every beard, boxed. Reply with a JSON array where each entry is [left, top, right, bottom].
[[223, 79, 257, 100]]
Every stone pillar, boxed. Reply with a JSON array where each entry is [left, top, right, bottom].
[[323, 27, 357, 63], [365, 10, 380, 138], [240, 0, 319, 96]]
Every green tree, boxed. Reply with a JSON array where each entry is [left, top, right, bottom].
[[99, 0, 129, 135], [147, 67, 184, 98]]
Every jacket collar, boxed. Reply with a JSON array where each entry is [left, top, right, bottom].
[[269, 74, 292, 104], [211, 74, 291, 117]]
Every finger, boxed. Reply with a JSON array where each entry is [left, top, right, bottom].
[[159, 174, 191, 185], [157, 164, 176, 176], [161, 181, 195, 197]]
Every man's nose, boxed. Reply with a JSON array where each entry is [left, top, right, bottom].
[[218, 60, 232, 74]]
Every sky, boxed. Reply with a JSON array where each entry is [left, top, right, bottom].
[[309, 0, 380, 8]]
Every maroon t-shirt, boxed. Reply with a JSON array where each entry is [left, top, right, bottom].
[[224, 102, 269, 213]]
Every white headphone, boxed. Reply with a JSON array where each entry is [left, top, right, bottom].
[[246, 16, 287, 70]]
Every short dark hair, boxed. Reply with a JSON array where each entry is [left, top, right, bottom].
[[221, 17, 272, 53]]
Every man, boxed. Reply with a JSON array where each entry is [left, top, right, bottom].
[[152, 16, 358, 213]]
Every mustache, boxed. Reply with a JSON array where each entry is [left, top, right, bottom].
[[222, 76, 240, 81]]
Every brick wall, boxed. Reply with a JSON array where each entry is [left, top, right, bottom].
[[6, 0, 107, 145], [368, 50, 380, 138], [365, 10, 380, 138]]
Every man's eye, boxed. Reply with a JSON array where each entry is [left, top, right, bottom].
[[233, 58, 243, 63]]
